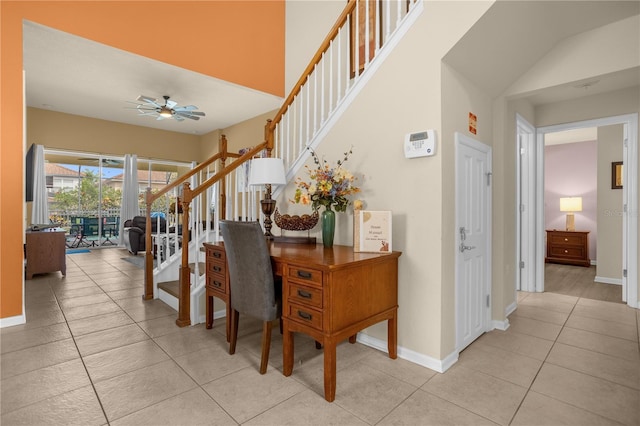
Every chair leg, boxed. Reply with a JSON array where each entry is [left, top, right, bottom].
[[229, 309, 240, 355], [259, 320, 272, 374]]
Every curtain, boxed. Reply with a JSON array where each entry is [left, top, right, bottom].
[[31, 144, 50, 224], [119, 154, 139, 245]]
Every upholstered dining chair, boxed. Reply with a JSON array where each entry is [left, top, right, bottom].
[[219, 220, 281, 374]]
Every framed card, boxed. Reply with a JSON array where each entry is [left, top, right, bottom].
[[354, 210, 392, 253]]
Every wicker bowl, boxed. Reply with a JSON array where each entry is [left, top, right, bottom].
[[274, 208, 319, 231]]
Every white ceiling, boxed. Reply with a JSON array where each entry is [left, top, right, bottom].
[[544, 127, 598, 146], [23, 21, 283, 135], [444, 0, 640, 104]]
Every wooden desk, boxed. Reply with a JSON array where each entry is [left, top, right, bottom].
[[25, 230, 66, 279], [204, 241, 401, 402]]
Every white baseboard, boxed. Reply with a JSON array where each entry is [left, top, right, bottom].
[[0, 314, 26, 328], [356, 332, 458, 374], [505, 300, 518, 318], [492, 318, 510, 331], [591, 259, 597, 266], [594, 276, 622, 285]]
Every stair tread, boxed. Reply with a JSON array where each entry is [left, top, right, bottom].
[[188, 262, 206, 276], [158, 280, 179, 298]]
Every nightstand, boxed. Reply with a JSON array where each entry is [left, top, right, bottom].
[[545, 230, 590, 267]]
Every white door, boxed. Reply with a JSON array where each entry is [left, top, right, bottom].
[[455, 132, 492, 351]]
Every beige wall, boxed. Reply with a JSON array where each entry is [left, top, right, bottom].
[[27, 108, 203, 163], [596, 125, 624, 281], [222, 111, 278, 153], [281, 1, 494, 363]]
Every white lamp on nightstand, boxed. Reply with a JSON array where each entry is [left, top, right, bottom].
[[559, 197, 582, 232]]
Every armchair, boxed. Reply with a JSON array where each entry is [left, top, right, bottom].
[[123, 216, 167, 255]]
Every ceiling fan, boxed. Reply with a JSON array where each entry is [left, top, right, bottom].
[[127, 95, 206, 121]]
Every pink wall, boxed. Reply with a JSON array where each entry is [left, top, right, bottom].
[[544, 141, 597, 261]]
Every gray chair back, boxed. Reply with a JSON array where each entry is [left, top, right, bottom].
[[219, 220, 277, 322]]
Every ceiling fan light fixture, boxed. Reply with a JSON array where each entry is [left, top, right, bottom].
[[159, 107, 173, 118]]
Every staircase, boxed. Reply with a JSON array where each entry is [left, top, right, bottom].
[[143, 0, 424, 327]]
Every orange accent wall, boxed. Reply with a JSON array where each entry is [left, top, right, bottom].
[[0, 1, 284, 320]]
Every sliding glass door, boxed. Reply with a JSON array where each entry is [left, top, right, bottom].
[[44, 149, 189, 248]]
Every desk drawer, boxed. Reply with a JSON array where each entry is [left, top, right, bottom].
[[208, 260, 225, 276], [206, 246, 226, 262], [207, 275, 227, 294], [288, 282, 322, 309], [288, 266, 322, 287], [288, 302, 323, 330]]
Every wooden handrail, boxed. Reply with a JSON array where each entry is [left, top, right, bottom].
[[267, 0, 357, 131], [173, 139, 271, 326], [146, 135, 229, 206], [144, 134, 230, 301]]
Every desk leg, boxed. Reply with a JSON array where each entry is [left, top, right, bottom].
[[225, 302, 231, 343], [283, 323, 294, 376], [388, 310, 397, 359], [206, 294, 213, 329], [323, 340, 337, 402]]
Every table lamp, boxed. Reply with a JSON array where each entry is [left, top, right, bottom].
[[559, 196, 582, 231], [248, 158, 286, 238]]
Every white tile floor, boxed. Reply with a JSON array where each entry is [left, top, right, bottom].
[[1, 249, 639, 425]]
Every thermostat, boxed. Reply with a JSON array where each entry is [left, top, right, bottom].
[[404, 130, 436, 158]]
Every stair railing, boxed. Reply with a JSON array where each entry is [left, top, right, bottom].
[[142, 135, 236, 300], [266, 0, 422, 183], [141, 0, 423, 327]]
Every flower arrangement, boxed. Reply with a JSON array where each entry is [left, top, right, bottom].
[[292, 148, 360, 212]]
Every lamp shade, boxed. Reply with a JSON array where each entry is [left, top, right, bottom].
[[248, 158, 286, 186], [559, 197, 582, 212]]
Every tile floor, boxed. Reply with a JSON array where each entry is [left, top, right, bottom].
[[1, 249, 639, 425]]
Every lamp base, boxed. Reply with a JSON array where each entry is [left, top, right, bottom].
[[260, 199, 277, 238], [565, 213, 575, 232]]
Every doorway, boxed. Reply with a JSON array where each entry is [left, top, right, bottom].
[[517, 113, 638, 308]]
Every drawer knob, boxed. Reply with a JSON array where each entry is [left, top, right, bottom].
[[213, 252, 222, 258], [297, 270, 312, 279], [213, 266, 222, 272], [564, 238, 568, 241], [298, 310, 313, 321], [297, 289, 312, 299], [213, 280, 223, 288], [564, 250, 568, 253]]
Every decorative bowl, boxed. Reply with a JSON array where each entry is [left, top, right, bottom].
[[274, 208, 319, 231]]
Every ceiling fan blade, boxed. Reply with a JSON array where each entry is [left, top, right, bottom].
[[166, 100, 178, 109], [134, 106, 158, 112], [156, 115, 166, 121], [173, 115, 185, 122], [174, 105, 198, 111], [176, 111, 205, 117], [137, 95, 162, 107], [182, 114, 200, 121]]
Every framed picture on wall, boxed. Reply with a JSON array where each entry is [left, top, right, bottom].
[[611, 161, 623, 189]]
